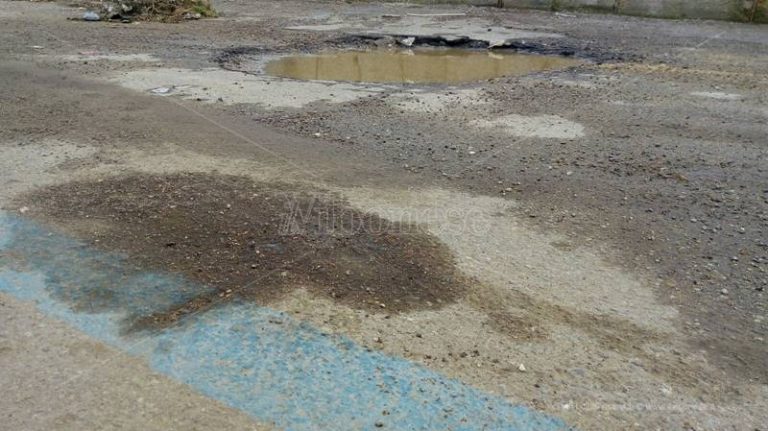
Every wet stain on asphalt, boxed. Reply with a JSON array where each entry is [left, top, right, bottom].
[[17, 173, 469, 331]]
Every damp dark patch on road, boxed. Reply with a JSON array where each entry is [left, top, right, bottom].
[[18, 173, 469, 331], [486, 311, 550, 341], [471, 288, 706, 389], [214, 45, 271, 74]]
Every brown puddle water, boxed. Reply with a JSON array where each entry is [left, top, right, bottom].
[[264, 49, 580, 84]]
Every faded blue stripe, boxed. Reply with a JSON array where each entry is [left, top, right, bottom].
[[0, 212, 571, 431]]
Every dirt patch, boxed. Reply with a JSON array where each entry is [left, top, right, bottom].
[[486, 311, 549, 341], [18, 173, 469, 330], [78, 0, 216, 22]]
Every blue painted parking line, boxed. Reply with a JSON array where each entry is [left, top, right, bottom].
[[0, 212, 571, 431]]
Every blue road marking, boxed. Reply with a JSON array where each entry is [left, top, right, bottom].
[[0, 212, 571, 431]]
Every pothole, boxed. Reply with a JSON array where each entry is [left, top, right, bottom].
[[14, 173, 469, 331], [264, 48, 581, 84]]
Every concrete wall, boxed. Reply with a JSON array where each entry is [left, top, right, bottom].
[[415, 0, 767, 22], [509, 0, 767, 22]]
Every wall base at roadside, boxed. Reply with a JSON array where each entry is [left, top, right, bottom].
[[407, 0, 767, 23]]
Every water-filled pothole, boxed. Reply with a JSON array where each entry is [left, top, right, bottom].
[[265, 49, 580, 84]]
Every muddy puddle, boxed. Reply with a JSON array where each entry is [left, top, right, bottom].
[[17, 174, 468, 331], [265, 49, 580, 84]]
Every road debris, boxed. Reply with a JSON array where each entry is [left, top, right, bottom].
[[82, 11, 100, 21]]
